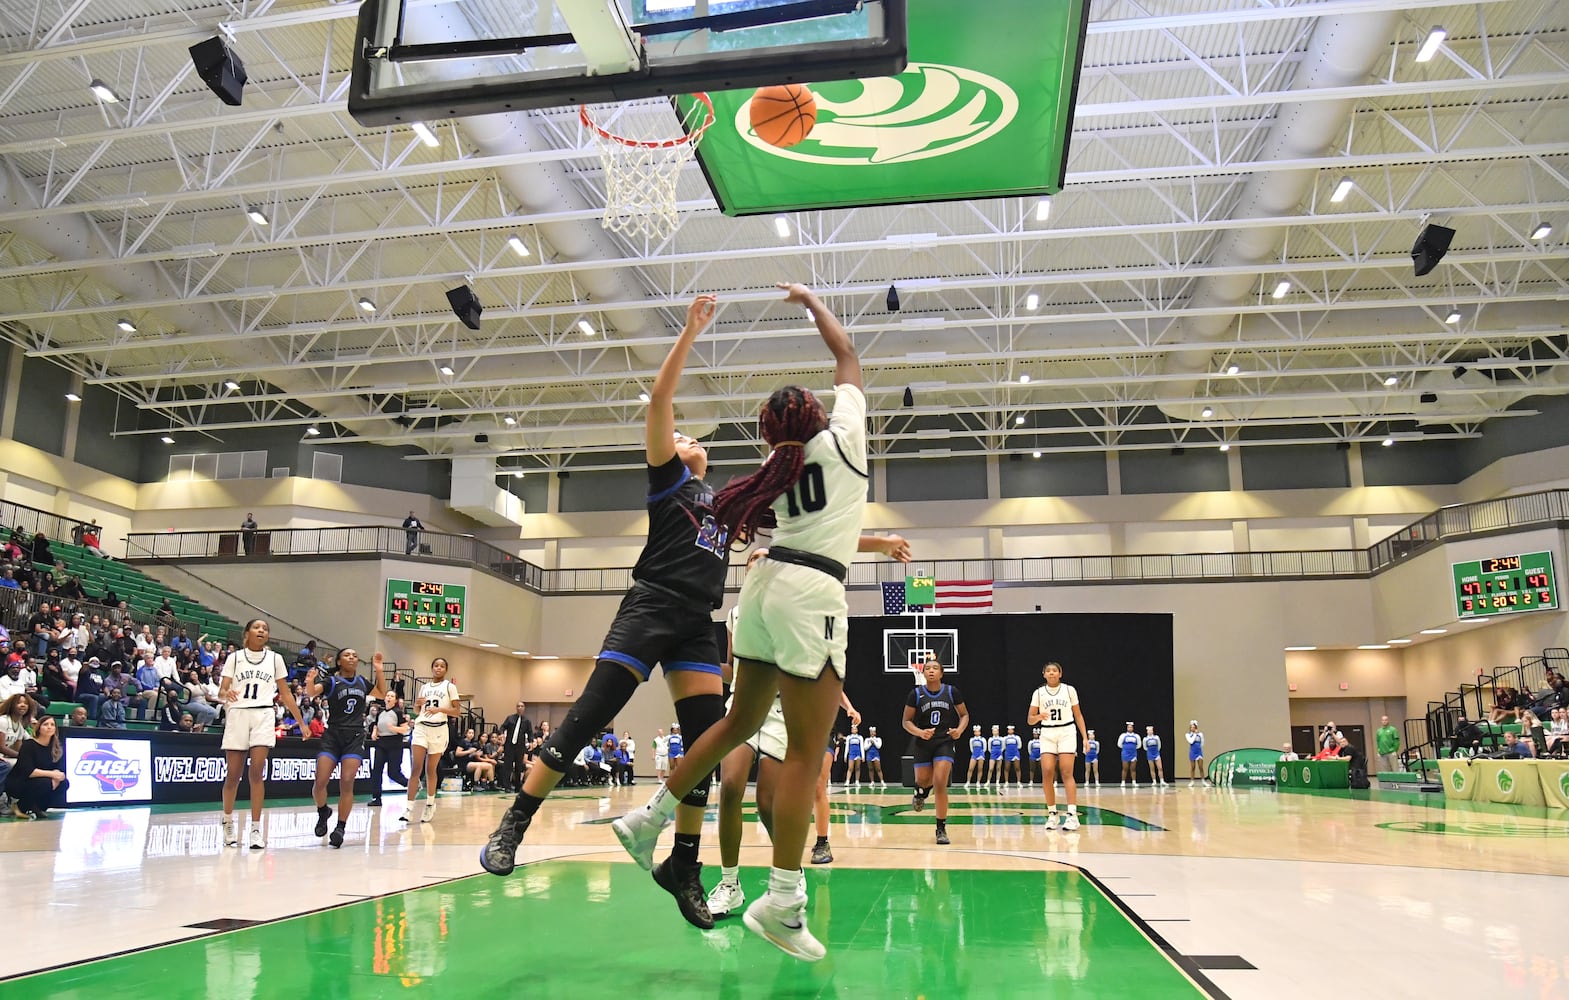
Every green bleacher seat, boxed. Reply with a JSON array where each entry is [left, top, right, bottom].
[[44, 702, 85, 718]]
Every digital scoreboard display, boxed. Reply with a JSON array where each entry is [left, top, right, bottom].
[[384, 579, 466, 635], [1451, 551, 1558, 619]]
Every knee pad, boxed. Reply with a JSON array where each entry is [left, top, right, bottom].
[[674, 693, 725, 808], [537, 659, 641, 774]]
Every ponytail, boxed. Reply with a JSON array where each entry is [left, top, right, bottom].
[[713, 386, 825, 548]]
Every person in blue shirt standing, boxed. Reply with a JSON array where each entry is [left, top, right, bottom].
[[965, 725, 985, 787], [1027, 729, 1042, 786], [1143, 725, 1168, 785], [1002, 724, 1023, 787], [986, 725, 1004, 788], [843, 725, 864, 787], [1084, 729, 1101, 786], [1117, 722, 1140, 786], [863, 726, 883, 787]]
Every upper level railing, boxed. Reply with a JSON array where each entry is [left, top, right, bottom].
[[122, 488, 1569, 595], [0, 498, 93, 547]]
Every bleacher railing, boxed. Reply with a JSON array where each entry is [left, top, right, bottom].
[[123, 487, 1569, 595]]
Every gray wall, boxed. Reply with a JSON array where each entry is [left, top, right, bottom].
[[73, 384, 141, 480], [1119, 449, 1229, 494], [1458, 393, 1569, 478], [999, 452, 1109, 498], [13, 355, 71, 456], [1241, 444, 1350, 491], [1362, 438, 1462, 487], [885, 455, 989, 502], [559, 468, 648, 512]]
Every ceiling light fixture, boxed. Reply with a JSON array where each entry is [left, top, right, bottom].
[[1224, 364, 1241, 376], [503, 416, 517, 426], [1219, 443, 1230, 452], [478, 642, 499, 648], [438, 364, 454, 376], [89, 80, 122, 103], [512, 470, 525, 479], [410, 121, 440, 147], [773, 216, 791, 238], [357, 297, 375, 312], [116, 319, 136, 333], [1383, 374, 1399, 386], [577, 319, 596, 337], [224, 380, 240, 391], [1032, 450, 1041, 459], [64, 393, 81, 402], [507, 234, 530, 257], [1035, 198, 1051, 222], [1382, 437, 1394, 447], [245, 207, 268, 226], [1530, 222, 1552, 240], [1018, 374, 1031, 384], [1419, 628, 1448, 634], [1201, 406, 1214, 418], [512, 651, 530, 656], [1330, 176, 1353, 203], [1014, 414, 1025, 426], [1415, 25, 1447, 63], [1467, 617, 1490, 623], [638, 391, 651, 403], [1446, 309, 1462, 324], [1357, 644, 1391, 650], [1285, 645, 1317, 651], [305, 426, 321, 437], [1387, 638, 1412, 644], [1272, 280, 1291, 299], [1024, 293, 1039, 311], [161, 435, 175, 444]]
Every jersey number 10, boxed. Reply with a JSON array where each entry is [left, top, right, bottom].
[[782, 463, 826, 517]]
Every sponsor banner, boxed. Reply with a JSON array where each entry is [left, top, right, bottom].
[[1469, 759, 1548, 806], [54, 806, 152, 875], [1438, 759, 1475, 800], [1208, 748, 1281, 786], [64, 732, 383, 805], [1541, 761, 1569, 810]]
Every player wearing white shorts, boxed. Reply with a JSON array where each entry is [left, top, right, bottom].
[[217, 619, 311, 850], [403, 657, 459, 823], [651, 729, 669, 777], [616, 282, 880, 962], [1027, 661, 1087, 831]]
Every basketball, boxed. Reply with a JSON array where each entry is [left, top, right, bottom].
[[749, 84, 817, 148]]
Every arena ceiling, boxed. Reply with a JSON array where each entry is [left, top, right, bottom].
[[1, 0, 1567, 475]]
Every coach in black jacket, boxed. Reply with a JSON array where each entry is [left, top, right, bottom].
[[499, 702, 533, 791]]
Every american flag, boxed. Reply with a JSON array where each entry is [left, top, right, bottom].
[[881, 580, 993, 614]]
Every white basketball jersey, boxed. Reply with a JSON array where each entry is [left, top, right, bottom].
[[416, 679, 458, 723], [221, 649, 285, 709], [1030, 683, 1079, 728], [766, 383, 868, 569]]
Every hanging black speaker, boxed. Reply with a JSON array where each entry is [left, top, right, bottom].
[[446, 285, 483, 330], [1411, 224, 1456, 277], [189, 37, 247, 107], [886, 284, 901, 312]]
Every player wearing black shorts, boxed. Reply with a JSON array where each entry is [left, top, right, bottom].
[[902, 656, 969, 845], [482, 296, 732, 932], [306, 649, 386, 847]]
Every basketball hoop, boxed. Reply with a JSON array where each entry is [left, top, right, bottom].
[[580, 94, 714, 243]]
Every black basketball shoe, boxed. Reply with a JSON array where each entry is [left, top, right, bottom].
[[653, 856, 715, 930]]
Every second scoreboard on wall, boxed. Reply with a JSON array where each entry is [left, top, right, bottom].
[[384, 579, 466, 635], [1451, 552, 1558, 618]]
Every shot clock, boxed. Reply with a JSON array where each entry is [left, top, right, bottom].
[[385, 579, 466, 635], [1451, 552, 1558, 619]]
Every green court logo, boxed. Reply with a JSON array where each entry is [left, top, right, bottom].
[[736, 63, 1019, 165], [1449, 768, 1466, 792], [1496, 769, 1513, 794], [1301, 766, 1312, 784]]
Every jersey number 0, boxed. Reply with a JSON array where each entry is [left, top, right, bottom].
[[782, 463, 826, 516]]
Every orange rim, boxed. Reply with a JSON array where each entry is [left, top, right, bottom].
[[579, 92, 715, 149]]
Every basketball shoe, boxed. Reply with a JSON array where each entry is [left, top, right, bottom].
[[744, 894, 824, 962]]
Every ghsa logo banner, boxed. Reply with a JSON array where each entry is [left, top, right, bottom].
[[74, 743, 145, 794]]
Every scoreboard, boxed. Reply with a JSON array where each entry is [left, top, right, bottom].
[[384, 579, 466, 635], [1451, 552, 1558, 619]]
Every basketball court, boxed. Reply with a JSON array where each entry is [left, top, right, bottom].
[[5, 785, 1564, 997]]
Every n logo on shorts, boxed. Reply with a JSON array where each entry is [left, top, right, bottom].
[[824, 617, 834, 641]]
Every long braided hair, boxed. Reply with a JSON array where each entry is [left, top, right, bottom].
[[714, 385, 827, 549]]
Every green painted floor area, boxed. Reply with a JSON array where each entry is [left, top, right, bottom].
[[19, 863, 1204, 999]]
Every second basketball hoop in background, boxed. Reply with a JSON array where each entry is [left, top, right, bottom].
[[580, 94, 715, 243], [749, 84, 817, 148]]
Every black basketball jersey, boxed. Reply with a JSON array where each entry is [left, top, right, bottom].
[[632, 456, 728, 610], [907, 683, 963, 740], [325, 673, 373, 732]]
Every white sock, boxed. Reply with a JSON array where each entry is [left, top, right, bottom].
[[721, 865, 740, 885], [646, 783, 679, 822], [767, 866, 805, 901], [1048, 805, 1058, 813], [1068, 804, 1077, 814]]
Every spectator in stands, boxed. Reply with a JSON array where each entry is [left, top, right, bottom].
[[1, 535, 23, 564], [171, 627, 193, 656], [99, 688, 128, 729], [157, 678, 186, 731], [5, 715, 67, 818], [183, 669, 220, 729], [115, 627, 137, 664], [402, 511, 423, 555], [107, 599, 126, 625], [27, 533, 56, 569], [1490, 687, 1520, 724], [134, 626, 156, 657], [40, 655, 70, 703], [606, 737, 631, 785], [27, 605, 51, 658], [293, 642, 318, 682], [69, 615, 88, 652], [1451, 714, 1484, 757], [75, 658, 105, 721], [59, 647, 82, 697], [0, 661, 28, 703], [0, 569, 16, 590], [154, 598, 177, 625], [68, 706, 88, 728], [455, 729, 494, 790], [1518, 710, 1548, 758], [102, 659, 129, 697], [1502, 732, 1532, 758], [240, 513, 258, 555], [0, 693, 32, 789], [133, 652, 161, 720], [153, 645, 179, 682], [60, 576, 85, 602]]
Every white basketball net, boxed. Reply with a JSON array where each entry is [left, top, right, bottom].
[[581, 95, 714, 243]]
